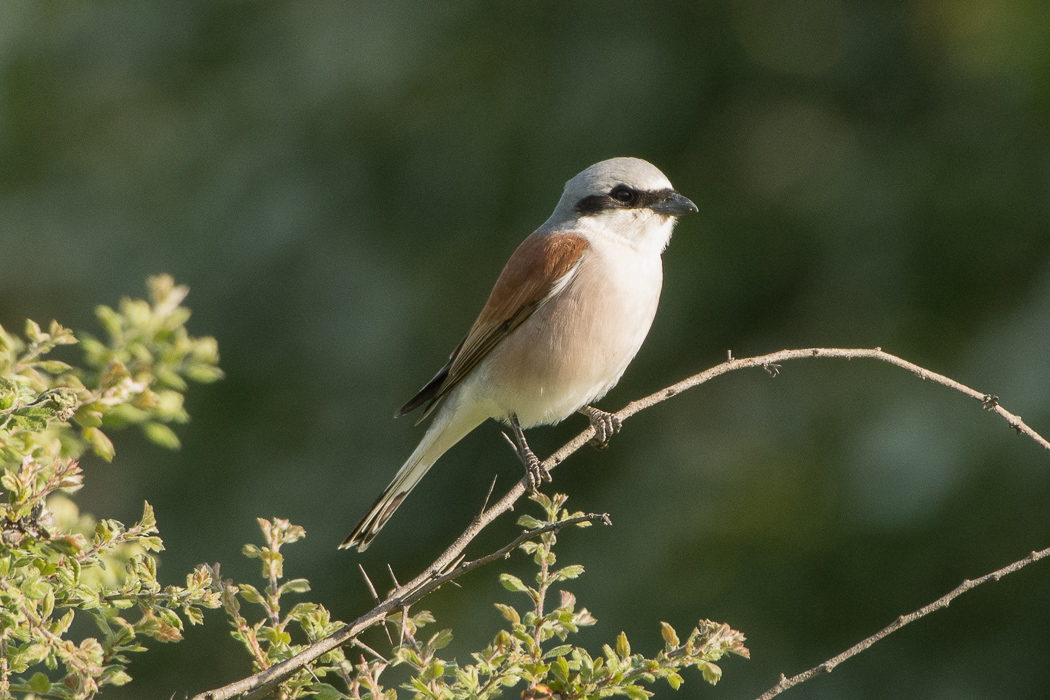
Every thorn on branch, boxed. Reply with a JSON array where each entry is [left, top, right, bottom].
[[763, 362, 781, 377], [387, 563, 401, 589], [727, 350, 733, 361], [359, 564, 381, 606], [981, 394, 1000, 410], [480, 475, 498, 515]]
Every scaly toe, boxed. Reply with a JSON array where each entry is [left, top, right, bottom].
[[588, 437, 610, 451], [584, 410, 621, 451], [520, 447, 550, 490]]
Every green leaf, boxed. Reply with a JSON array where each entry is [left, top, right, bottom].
[[624, 685, 651, 700], [553, 565, 584, 581], [48, 320, 77, 345], [429, 628, 453, 650], [154, 368, 188, 391], [259, 627, 292, 646], [494, 603, 520, 624], [184, 606, 204, 625], [28, 672, 51, 693], [185, 365, 224, 383], [0, 472, 18, 493], [54, 610, 75, 635], [140, 536, 164, 551], [499, 574, 529, 594], [543, 644, 573, 659], [660, 622, 680, 648], [699, 660, 722, 684], [23, 644, 49, 666], [73, 407, 104, 428], [553, 654, 571, 682], [10, 411, 48, 431], [140, 501, 157, 530], [33, 360, 73, 374], [516, 514, 544, 529], [616, 631, 631, 659], [84, 427, 115, 461], [307, 683, 348, 700], [238, 584, 265, 604], [95, 305, 122, 337], [142, 422, 181, 450], [25, 319, 44, 343], [286, 602, 321, 621], [101, 668, 133, 686], [279, 578, 311, 595], [21, 575, 50, 600]]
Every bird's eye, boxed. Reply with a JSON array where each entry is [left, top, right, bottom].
[[611, 186, 636, 204]]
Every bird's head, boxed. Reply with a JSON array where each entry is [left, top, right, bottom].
[[543, 157, 697, 252]]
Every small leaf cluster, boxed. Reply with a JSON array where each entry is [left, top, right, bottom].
[[0, 274, 223, 464], [210, 518, 353, 699], [469, 493, 749, 700], [233, 494, 746, 700], [0, 277, 223, 698]]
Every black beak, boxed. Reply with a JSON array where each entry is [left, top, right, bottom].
[[651, 191, 698, 217]]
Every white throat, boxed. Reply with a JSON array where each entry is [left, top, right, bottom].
[[542, 209, 677, 255]]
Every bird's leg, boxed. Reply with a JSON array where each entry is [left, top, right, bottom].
[[508, 414, 551, 491], [578, 405, 622, 450]]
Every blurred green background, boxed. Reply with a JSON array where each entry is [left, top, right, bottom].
[[2, 1, 1049, 698]]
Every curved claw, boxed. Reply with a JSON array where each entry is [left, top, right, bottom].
[[522, 448, 552, 490], [579, 406, 622, 450]]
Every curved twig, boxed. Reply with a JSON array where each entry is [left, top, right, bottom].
[[756, 545, 1050, 699], [193, 347, 1049, 699]]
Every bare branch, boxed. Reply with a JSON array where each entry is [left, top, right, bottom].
[[193, 347, 1049, 699], [612, 347, 1050, 454], [756, 544, 1050, 699]]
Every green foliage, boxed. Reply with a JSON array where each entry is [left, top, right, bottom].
[[217, 495, 748, 699], [210, 518, 353, 698], [0, 276, 223, 698]]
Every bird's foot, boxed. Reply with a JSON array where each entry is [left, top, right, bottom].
[[578, 405, 622, 450], [505, 414, 552, 491], [520, 443, 551, 491]]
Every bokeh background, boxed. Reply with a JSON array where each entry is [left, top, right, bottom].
[[2, 1, 1049, 698]]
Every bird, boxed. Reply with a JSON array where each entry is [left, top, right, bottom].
[[341, 157, 697, 551]]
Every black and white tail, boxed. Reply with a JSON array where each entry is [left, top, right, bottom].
[[340, 402, 485, 551]]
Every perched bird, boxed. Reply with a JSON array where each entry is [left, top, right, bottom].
[[341, 157, 697, 551]]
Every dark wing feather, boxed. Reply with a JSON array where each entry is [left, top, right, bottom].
[[396, 336, 464, 418]]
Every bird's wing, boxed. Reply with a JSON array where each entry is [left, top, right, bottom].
[[398, 231, 589, 421]]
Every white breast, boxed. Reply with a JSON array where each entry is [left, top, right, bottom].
[[468, 231, 665, 428]]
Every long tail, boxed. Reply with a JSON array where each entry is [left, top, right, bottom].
[[341, 400, 486, 552]]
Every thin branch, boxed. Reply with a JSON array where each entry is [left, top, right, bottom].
[[193, 347, 1049, 699], [756, 544, 1050, 700], [610, 347, 1050, 454]]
